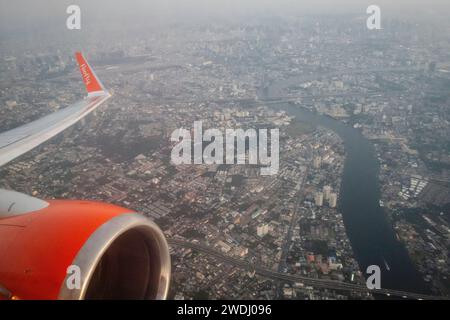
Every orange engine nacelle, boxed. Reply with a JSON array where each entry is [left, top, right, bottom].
[[0, 190, 170, 300]]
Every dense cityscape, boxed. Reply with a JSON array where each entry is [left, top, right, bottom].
[[1, 8, 449, 299]]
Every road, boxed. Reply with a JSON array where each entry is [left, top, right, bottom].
[[275, 171, 305, 297], [168, 238, 448, 300]]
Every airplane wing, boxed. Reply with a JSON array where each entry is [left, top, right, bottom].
[[0, 52, 111, 168]]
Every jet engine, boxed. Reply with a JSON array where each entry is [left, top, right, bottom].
[[0, 189, 170, 300]]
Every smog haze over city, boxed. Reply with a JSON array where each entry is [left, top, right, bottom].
[[1, 0, 450, 301]]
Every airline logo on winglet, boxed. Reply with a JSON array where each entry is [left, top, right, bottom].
[[75, 52, 104, 94], [80, 63, 91, 85]]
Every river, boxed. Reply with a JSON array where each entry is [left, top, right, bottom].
[[262, 78, 430, 294]]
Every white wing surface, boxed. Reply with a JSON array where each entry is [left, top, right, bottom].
[[0, 52, 111, 167]]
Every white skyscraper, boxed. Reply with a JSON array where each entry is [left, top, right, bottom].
[[323, 185, 332, 201], [314, 192, 324, 207], [257, 224, 270, 237], [313, 156, 322, 169], [329, 193, 338, 208]]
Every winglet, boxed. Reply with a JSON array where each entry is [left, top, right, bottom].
[[75, 52, 106, 95]]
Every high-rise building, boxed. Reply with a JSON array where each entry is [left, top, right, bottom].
[[313, 156, 322, 169], [314, 192, 324, 206], [329, 193, 338, 208], [257, 224, 270, 237], [323, 185, 332, 201]]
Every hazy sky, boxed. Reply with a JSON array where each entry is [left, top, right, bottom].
[[1, 0, 449, 51], [1, 0, 450, 30]]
